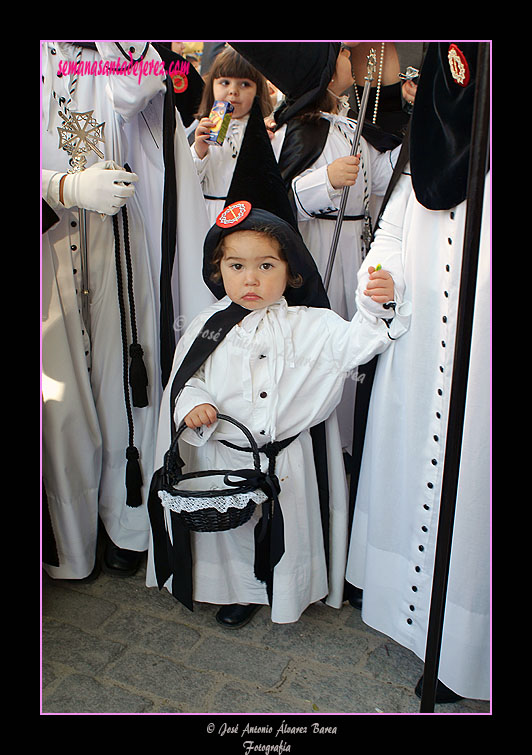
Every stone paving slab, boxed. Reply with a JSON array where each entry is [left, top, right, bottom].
[[41, 558, 490, 720]]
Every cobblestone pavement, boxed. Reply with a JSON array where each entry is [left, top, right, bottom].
[[42, 549, 490, 727]]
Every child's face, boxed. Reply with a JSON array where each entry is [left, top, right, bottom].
[[220, 231, 289, 310], [213, 77, 257, 119]]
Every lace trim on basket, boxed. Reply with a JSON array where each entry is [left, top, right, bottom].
[[158, 488, 268, 514]]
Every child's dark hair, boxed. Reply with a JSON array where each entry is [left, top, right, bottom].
[[293, 90, 339, 121], [209, 226, 303, 290], [196, 46, 273, 119]]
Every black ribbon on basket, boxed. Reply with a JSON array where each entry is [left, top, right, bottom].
[[220, 432, 298, 604], [224, 466, 283, 592], [157, 457, 284, 608], [150, 403, 295, 609], [253, 472, 283, 605], [224, 464, 283, 588]]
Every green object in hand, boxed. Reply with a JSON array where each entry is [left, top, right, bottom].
[[375, 264, 382, 270]]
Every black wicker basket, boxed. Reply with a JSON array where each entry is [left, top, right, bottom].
[[157, 414, 269, 532]]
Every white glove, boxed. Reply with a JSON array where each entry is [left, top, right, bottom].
[[61, 160, 138, 215]]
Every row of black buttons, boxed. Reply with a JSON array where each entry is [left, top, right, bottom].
[[259, 353, 268, 401], [407, 210, 456, 626], [67, 216, 90, 364]]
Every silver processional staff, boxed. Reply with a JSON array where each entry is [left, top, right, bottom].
[[323, 48, 377, 292]]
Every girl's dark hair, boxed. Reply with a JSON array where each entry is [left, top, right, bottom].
[[209, 226, 303, 289], [196, 46, 273, 119]]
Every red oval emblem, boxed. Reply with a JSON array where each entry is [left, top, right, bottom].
[[171, 72, 188, 93], [448, 44, 470, 87], [216, 201, 252, 228]]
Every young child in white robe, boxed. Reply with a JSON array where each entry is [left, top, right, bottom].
[[191, 48, 273, 225], [147, 202, 410, 627]]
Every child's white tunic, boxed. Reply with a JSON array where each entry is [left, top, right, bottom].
[[147, 296, 409, 623]]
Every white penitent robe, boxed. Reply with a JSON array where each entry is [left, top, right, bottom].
[[346, 170, 491, 700], [42, 42, 212, 579], [146, 295, 410, 623]]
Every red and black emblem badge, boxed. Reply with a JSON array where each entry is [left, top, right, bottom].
[[171, 72, 188, 93]]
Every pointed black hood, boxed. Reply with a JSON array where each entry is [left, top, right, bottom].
[[230, 42, 341, 127], [410, 42, 485, 210], [201, 97, 329, 309]]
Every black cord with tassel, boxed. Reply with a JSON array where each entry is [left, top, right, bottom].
[[122, 165, 149, 408], [113, 209, 143, 508]]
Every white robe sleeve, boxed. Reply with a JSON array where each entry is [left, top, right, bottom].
[[152, 306, 220, 466], [368, 143, 402, 195], [292, 164, 342, 220], [321, 310, 400, 374], [355, 171, 413, 324], [190, 143, 209, 183], [95, 42, 166, 120], [42, 169, 63, 209], [174, 368, 220, 447]]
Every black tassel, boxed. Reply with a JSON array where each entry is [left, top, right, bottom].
[[129, 343, 149, 407], [125, 445, 143, 508]]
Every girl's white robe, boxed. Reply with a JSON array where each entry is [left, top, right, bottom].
[[146, 295, 410, 623]]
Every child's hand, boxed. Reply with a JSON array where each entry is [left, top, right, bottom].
[[184, 403, 217, 429], [364, 266, 394, 304], [327, 154, 360, 189], [264, 116, 276, 140], [193, 117, 215, 159]]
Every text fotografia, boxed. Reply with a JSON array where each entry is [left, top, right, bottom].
[[207, 720, 338, 751], [57, 55, 190, 85]]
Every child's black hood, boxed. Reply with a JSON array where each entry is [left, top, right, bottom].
[[203, 203, 330, 309], [201, 96, 330, 310]]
